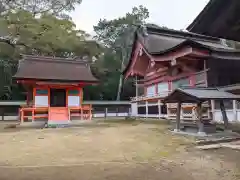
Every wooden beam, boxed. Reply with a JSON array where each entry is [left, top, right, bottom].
[[125, 41, 142, 78], [154, 47, 193, 62], [17, 79, 95, 86]]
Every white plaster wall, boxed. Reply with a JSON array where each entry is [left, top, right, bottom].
[[213, 110, 236, 123], [147, 114, 159, 118], [92, 113, 129, 118], [157, 82, 168, 93], [131, 103, 137, 116], [117, 113, 128, 117], [107, 113, 117, 117], [35, 96, 48, 107], [237, 111, 240, 122], [68, 96, 80, 107], [146, 85, 155, 97]]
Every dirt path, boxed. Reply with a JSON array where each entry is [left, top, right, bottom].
[[0, 153, 239, 180], [0, 122, 239, 180], [171, 148, 240, 180], [0, 163, 190, 180]]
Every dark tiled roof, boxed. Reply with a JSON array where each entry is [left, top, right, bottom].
[[13, 55, 98, 82], [187, 0, 222, 32], [140, 25, 235, 55], [123, 25, 240, 77], [187, 0, 240, 41], [163, 87, 240, 103]]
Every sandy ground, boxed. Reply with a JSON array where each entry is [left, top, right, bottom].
[[0, 121, 239, 180]]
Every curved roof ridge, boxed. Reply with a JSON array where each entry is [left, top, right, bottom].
[[146, 24, 220, 42], [22, 55, 88, 65], [149, 39, 209, 55]]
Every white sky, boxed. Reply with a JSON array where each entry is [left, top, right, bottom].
[[70, 0, 209, 34]]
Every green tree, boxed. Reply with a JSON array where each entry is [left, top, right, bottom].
[[0, 10, 102, 99], [0, 10, 102, 59], [94, 5, 149, 100], [1, 0, 82, 18]]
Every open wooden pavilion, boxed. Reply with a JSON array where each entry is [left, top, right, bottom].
[[13, 55, 98, 125], [163, 87, 240, 134]]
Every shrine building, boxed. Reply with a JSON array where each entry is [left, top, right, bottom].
[[13, 55, 98, 125], [123, 25, 240, 122]]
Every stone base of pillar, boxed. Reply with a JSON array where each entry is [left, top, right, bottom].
[[198, 122, 217, 134], [197, 131, 207, 136], [173, 129, 180, 132]]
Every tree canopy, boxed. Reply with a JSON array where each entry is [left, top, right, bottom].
[[0, 3, 151, 101], [1, 0, 82, 18], [0, 10, 102, 59], [93, 5, 149, 100], [0, 5, 102, 99]]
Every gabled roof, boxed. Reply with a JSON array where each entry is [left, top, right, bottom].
[[123, 25, 240, 77], [13, 55, 98, 83], [139, 25, 235, 55], [163, 87, 240, 103]]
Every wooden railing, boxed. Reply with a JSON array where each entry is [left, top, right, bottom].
[[167, 102, 211, 120], [131, 91, 171, 101], [69, 105, 92, 120], [19, 105, 92, 123], [19, 107, 48, 123]]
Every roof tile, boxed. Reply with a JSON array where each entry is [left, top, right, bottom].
[[13, 55, 98, 82]]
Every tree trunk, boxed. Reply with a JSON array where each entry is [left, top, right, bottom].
[[116, 47, 126, 101], [116, 74, 123, 101]]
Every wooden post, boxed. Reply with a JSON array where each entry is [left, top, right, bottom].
[[135, 76, 138, 99], [0, 107, 4, 121], [233, 100, 237, 121], [158, 100, 161, 119], [175, 102, 181, 132], [210, 100, 215, 120], [32, 109, 35, 122], [220, 100, 229, 130], [180, 105, 183, 119], [104, 107, 108, 119], [197, 102, 204, 134], [146, 101, 148, 119], [80, 108, 83, 120], [21, 109, 24, 124], [116, 107, 119, 117], [89, 105, 92, 120]]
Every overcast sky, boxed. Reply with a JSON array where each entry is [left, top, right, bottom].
[[70, 0, 209, 34]]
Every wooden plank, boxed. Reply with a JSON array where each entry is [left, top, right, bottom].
[[34, 115, 48, 119]]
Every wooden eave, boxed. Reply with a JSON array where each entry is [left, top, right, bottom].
[[187, 0, 240, 41]]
